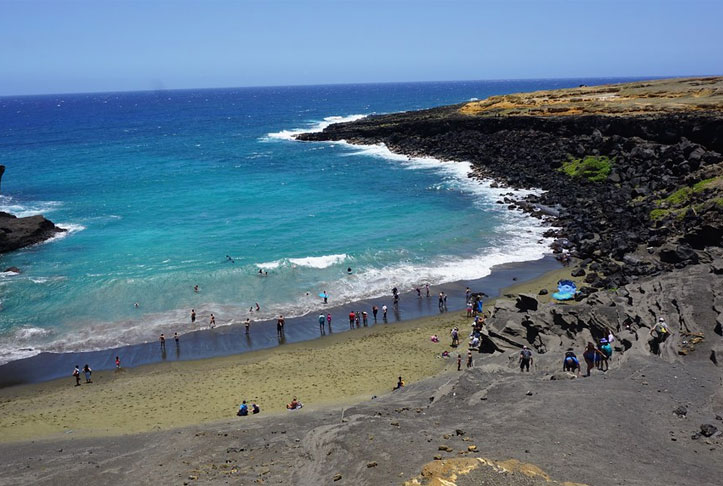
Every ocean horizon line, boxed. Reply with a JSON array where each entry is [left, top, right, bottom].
[[0, 73, 691, 99]]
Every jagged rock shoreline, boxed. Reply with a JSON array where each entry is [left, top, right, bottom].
[[297, 79, 723, 295]]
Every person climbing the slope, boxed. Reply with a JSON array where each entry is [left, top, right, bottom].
[[563, 348, 581, 376], [519, 346, 533, 372]]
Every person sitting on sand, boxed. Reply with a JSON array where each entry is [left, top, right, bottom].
[[563, 348, 580, 375], [430, 334, 439, 343], [287, 397, 301, 410], [441, 350, 450, 358], [237, 400, 248, 416], [393, 376, 405, 390], [469, 335, 480, 350], [251, 403, 260, 414], [582, 342, 604, 377]]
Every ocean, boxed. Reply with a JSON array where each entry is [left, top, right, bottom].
[[0, 78, 638, 365]]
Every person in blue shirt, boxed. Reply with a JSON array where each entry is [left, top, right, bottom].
[[237, 400, 248, 416]]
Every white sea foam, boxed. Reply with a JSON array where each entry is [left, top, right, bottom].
[[256, 253, 348, 270], [0, 195, 62, 217], [263, 114, 367, 141], [289, 253, 347, 268], [40, 223, 86, 244]]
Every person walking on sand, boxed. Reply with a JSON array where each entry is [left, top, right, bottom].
[[466, 350, 473, 368], [457, 354, 462, 371], [83, 364, 93, 383], [160, 333, 166, 350], [372, 305, 378, 321], [277, 315, 285, 336], [245, 318, 251, 334], [519, 346, 533, 372], [73, 365, 81, 386], [209, 313, 216, 328], [191, 308, 196, 324], [318, 313, 326, 332]]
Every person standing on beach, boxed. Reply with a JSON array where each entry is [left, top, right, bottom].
[[465, 287, 471, 302], [355, 311, 361, 327], [322, 291, 328, 304], [519, 346, 533, 372], [174, 332, 179, 344], [382, 305, 388, 320], [362, 311, 368, 326], [191, 309, 196, 324], [83, 364, 92, 383], [438, 292, 444, 310], [209, 313, 216, 328], [416, 287, 421, 298], [115, 356, 121, 369], [457, 354, 462, 371], [451, 327, 459, 347], [277, 315, 285, 336], [348, 311, 355, 329], [73, 365, 81, 386], [372, 305, 378, 321], [466, 350, 473, 368], [425, 283, 430, 297], [318, 313, 326, 332], [326, 313, 332, 329], [245, 318, 251, 334], [160, 334, 166, 351]]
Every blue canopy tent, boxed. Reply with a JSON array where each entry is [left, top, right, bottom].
[[552, 280, 577, 301]]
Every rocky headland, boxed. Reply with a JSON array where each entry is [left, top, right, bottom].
[[0, 165, 65, 255], [298, 77, 723, 291]]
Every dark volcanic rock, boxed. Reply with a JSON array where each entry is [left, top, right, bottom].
[[0, 212, 65, 253], [515, 294, 538, 312], [297, 108, 723, 277]]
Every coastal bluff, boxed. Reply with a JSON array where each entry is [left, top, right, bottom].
[[297, 77, 723, 289]]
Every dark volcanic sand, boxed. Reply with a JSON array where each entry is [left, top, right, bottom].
[[0, 352, 720, 486]]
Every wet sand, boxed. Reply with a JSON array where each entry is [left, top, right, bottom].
[[0, 262, 573, 443], [0, 255, 562, 387]]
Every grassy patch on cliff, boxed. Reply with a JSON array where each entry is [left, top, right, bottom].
[[559, 156, 613, 182], [650, 176, 722, 221]]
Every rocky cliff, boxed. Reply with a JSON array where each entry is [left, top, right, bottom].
[[297, 77, 723, 292]]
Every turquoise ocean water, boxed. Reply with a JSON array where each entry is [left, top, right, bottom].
[[0, 78, 637, 364]]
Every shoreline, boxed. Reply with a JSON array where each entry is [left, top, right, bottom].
[[0, 260, 574, 444], [0, 254, 562, 387]]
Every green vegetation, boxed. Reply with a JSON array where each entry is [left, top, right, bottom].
[[559, 156, 613, 182], [650, 177, 722, 222]]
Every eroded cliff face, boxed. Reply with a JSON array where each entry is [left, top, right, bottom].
[[298, 107, 723, 290]]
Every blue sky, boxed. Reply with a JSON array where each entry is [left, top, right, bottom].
[[1, 0, 721, 95]]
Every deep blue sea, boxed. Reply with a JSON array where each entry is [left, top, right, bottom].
[[0, 78, 638, 364]]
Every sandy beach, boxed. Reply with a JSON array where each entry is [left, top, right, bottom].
[[0, 265, 574, 443]]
